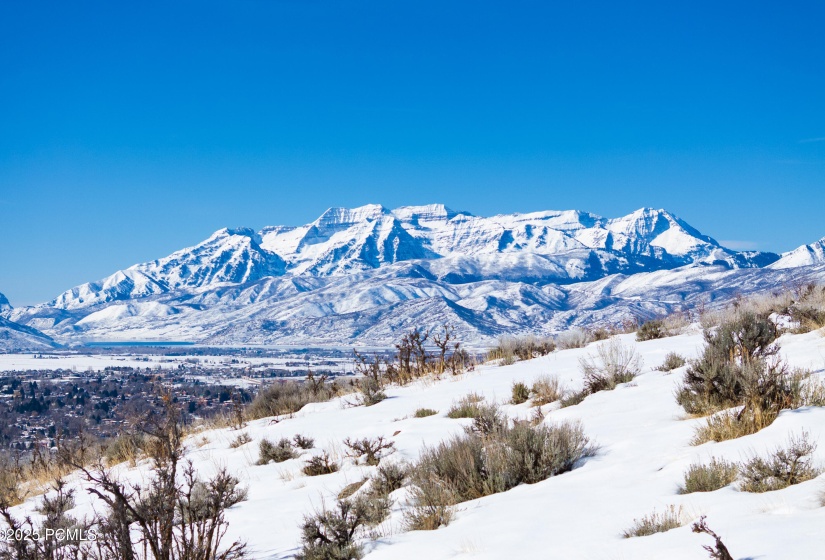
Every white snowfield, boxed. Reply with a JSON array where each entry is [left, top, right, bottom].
[[11, 329, 825, 559]]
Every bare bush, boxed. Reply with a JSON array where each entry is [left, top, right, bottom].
[[294, 434, 316, 449], [370, 463, 407, 496], [739, 432, 820, 493], [303, 452, 340, 477], [559, 389, 588, 408], [296, 499, 367, 560], [692, 516, 734, 560], [580, 338, 643, 394], [229, 432, 252, 449], [343, 437, 396, 466]]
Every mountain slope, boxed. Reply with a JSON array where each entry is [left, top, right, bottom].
[[0, 294, 58, 351]]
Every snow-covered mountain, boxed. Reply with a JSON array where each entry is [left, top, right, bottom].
[[770, 236, 825, 269], [6, 204, 824, 348], [0, 294, 58, 351]]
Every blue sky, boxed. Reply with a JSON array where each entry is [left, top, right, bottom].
[[1, 1, 824, 305]]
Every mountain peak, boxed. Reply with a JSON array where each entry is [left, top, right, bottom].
[[0, 292, 11, 312], [391, 204, 469, 222], [315, 204, 387, 227], [770, 236, 825, 269]]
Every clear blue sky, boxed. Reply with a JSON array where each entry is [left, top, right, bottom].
[[1, 1, 824, 306]]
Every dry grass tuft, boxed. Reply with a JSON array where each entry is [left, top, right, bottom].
[[530, 374, 564, 406], [623, 505, 686, 538]]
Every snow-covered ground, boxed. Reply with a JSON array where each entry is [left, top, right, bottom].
[[0, 353, 353, 374], [10, 328, 825, 559]]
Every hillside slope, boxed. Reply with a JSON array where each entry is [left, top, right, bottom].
[[11, 329, 825, 559]]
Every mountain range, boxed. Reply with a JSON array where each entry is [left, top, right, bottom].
[[2, 204, 825, 349]]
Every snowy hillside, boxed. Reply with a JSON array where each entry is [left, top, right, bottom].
[[10, 329, 825, 559], [7, 204, 825, 348]]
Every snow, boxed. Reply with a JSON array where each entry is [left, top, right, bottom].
[[0, 352, 352, 373], [11, 329, 825, 559]]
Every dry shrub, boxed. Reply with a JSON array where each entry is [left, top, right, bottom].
[[257, 438, 297, 465], [679, 458, 739, 494], [510, 382, 530, 405], [487, 335, 555, 364], [636, 319, 669, 341], [2, 402, 248, 560], [358, 376, 386, 407], [414, 408, 438, 418], [446, 392, 487, 419], [296, 499, 368, 560], [591, 328, 611, 341], [0, 456, 25, 507], [677, 312, 816, 443], [676, 312, 780, 415], [370, 463, 407, 496], [556, 329, 590, 349], [405, 421, 594, 529], [623, 505, 685, 538], [337, 479, 367, 501], [794, 373, 825, 407], [404, 496, 453, 531], [739, 432, 820, 493], [530, 374, 564, 406], [580, 338, 643, 394], [343, 436, 395, 466], [104, 431, 146, 466], [691, 408, 774, 445], [303, 452, 340, 476], [662, 312, 691, 334], [559, 388, 588, 408], [247, 379, 343, 420], [658, 352, 687, 372], [698, 285, 825, 334], [229, 432, 252, 449], [294, 434, 315, 449]]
